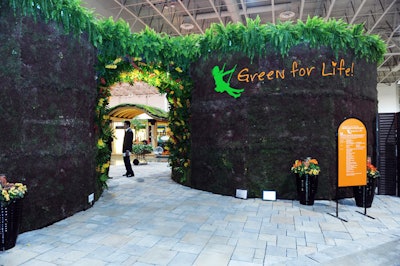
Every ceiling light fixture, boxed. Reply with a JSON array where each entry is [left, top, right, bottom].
[[180, 23, 194, 30], [279, 11, 296, 21]]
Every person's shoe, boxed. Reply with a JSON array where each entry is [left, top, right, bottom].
[[127, 173, 134, 177], [123, 173, 128, 176]]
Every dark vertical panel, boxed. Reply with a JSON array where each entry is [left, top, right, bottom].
[[397, 113, 400, 196], [377, 113, 398, 195]]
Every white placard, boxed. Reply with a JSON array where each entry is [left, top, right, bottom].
[[263, 191, 276, 201], [236, 189, 248, 199]]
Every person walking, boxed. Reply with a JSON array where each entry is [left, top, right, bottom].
[[123, 120, 134, 177]]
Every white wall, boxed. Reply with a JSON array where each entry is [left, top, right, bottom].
[[377, 83, 400, 113], [109, 93, 168, 111]]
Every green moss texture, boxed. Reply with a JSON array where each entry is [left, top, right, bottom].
[[190, 45, 377, 200], [0, 8, 97, 231]]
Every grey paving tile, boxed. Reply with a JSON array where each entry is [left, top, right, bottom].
[[229, 260, 263, 266], [0, 249, 39, 265], [277, 235, 296, 249], [265, 245, 286, 257], [193, 250, 232, 265], [305, 231, 326, 244], [286, 248, 297, 258], [137, 247, 177, 265], [322, 231, 352, 241], [20, 260, 58, 266], [1, 162, 400, 266], [264, 255, 289, 265], [135, 235, 162, 247], [168, 252, 197, 266], [202, 243, 235, 254], [171, 242, 204, 254], [231, 246, 255, 262], [208, 235, 230, 245], [34, 249, 69, 262], [72, 257, 108, 266]]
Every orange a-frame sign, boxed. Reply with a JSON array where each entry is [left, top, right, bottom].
[[338, 118, 367, 187]]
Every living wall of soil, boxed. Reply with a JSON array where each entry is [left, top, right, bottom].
[[0, 8, 97, 231], [190, 44, 377, 199]]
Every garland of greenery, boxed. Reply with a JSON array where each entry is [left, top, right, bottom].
[[5, 0, 386, 64], [200, 16, 386, 62], [4, 0, 387, 189]]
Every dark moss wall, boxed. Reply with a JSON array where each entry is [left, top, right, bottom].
[[190, 45, 377, 200], [0, 8, 97, 231]]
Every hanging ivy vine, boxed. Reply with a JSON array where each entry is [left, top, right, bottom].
[[4, 0, 387, 190]]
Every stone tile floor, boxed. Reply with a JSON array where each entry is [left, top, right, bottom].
[[1, 162, 400, 265]]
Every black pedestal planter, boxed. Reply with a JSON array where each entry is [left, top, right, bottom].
[[353, 178, 377, 208], [296, 175, 318, 205], [1, 199, 23, 251]]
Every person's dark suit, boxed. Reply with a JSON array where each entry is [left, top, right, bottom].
[[123, 127, 134, 177]]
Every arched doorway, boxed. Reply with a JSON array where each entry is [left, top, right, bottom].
[[96, 55, 192, 186]]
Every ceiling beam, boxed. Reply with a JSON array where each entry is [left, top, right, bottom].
[[379, 63, 400, 83], [368, 0, 396, 33], [299, 0, 305, 21], [224, 0, 241, 23], [189, 3, 290, 20], [145, 0, 182, 35], [208, 0, 224, 24], [350, 0, 367, 24], [324, 0, 336, 21], [116, 6, 124, 20], [385, 24, 400, 46], [271, 0, 276, 24], [112, 0, 148, 28], [177, 0, 204, 34], [240, 0, 248, 20], [378, 55, 393, 69]]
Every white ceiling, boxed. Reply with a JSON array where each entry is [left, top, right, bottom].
[[82, 0, 400, 85]]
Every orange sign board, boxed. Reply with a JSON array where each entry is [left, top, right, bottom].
[[338, 118, 367, 187]]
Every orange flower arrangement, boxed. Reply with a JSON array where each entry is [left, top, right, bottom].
[[291, 157, 320, 177], [0, 175, 27, 206], [367, 162, 380, 179]]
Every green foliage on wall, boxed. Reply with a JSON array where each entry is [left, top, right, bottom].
[[3, 0, 387, 189], [200, 16, 386, 63], [5, 0, 97, 40], [5, 0, 386, 65]]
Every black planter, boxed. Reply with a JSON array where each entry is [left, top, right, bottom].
[[353, 177, 377, 208], [296, 174, 318, 205], [1, 199, 23, 251]]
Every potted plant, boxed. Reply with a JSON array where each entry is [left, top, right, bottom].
[[0, 175, 28, 250], [353, 158, 380, 208], [132, 144, 153, 165], [291, 157, 320, 205]]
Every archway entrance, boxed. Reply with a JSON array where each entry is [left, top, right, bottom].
[[96, 56, 192, 188]]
